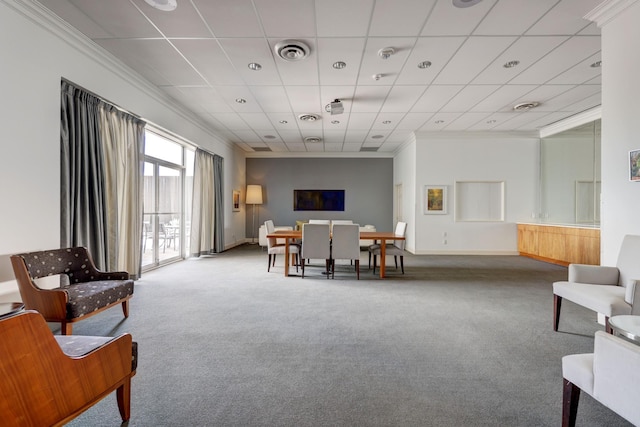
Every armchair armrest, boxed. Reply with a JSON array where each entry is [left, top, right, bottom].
[[568, 264, 619, 285], [627, 280, 639, 311]]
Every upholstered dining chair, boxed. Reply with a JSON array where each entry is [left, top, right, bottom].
[[265, 220, 299, 272], [368, 221, 407, 274], [562, 331, 640, 426], [301, 223, 331, 278], [330, 223, 360, 279]]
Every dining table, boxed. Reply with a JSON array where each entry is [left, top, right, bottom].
[[266, 229, 405, 278]]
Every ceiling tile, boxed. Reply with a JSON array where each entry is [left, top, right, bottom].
[[317, 38, 366, 86], [132, 0, 211, 37], [369, 0, 437, 37], [440, 85, 500, 113], [474, 0, 557, 36], [422, 0, 497, 36], [470, 85, 539, 113], [395, 36, 466, 85], [68, 0, 161, 38], [526, 0, 605, 35], [171, 39, 244, 86], [411, 85, 464, 112], [192, 0, 263, 37], [254, 0, 316, 38], [269, 38, 319, 86], [315, 0, 375, 37], [217, 39, 281, 85]]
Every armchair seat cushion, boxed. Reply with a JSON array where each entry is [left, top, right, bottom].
[[64, 279, 134, 318], [55, 335, 138, 371], [553, 282, 629, 317]]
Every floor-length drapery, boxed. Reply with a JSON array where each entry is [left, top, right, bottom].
[[60, 80, 145, 275], [213, 154, 224, 252], [60, 81, 109, 268], [99, 104, 146, 278], [190, 149, 220, 257]]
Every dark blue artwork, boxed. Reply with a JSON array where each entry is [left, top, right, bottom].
[[294, 190, 345, 211]]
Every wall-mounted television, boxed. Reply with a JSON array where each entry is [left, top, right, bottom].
[[294, 189, 345, 211]]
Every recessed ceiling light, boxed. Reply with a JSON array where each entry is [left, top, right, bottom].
[[248, 62, 262, 71], [333, 61, 347, 69], [417, 61, 432, 69], [331, 120, 340, 124], [591, 60, 602, 68], [382, 120, 392, 124], [486, 120, 497, 124], [513, 101, 540, 111], [304, 136, 322, 143], [378, 47, 395, 59], [298, 114, 320, 122], [144, 0, 177, 11], [435, 120, 445, 124], [452, 0, 483, 8], [279, 120, 288, 124], [235, 98, 246, 104], [371, 135, 385, 139], [503, 60, 520, 68], [263, 135, 276, 139]]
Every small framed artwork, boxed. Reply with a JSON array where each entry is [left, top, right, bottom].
[[232, 190, 240, 212], [630, 149, 640, 181], [424, 185, 447, 214]]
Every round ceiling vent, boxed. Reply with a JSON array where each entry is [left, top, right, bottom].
[[513, 101, 540, 111], [275, 40, 310, 62], [298, 113, 320, 122], [304, 136, 322, 143]]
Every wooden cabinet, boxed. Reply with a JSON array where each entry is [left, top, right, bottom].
[[517, 223, 600, 266]]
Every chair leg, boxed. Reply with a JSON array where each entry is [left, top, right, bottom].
[[394, 256, 398, 269], [368, 251, 371, 269], [332, 259, 335, 279], [554, 294, 562, 331], [272, 254, 277, 267], [267, 254, 272, 272], [122, 300, 129, 318], [605, 316, 612, 334], [400, 256, 404, 274], [301, 259, 305, 278], [562, 378, 580, 427], [326, 259, 330, 279], [61, 321, 71, 335], [117, 378, 132, 422], [372, 255, 377, 274], [355, 259, 360, 280]]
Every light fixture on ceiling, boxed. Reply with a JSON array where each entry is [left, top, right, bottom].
[[279, 120, 288, 124], [503, 60, 520, 68], [275, 40, 310, 62], [298, 113, 320, 122], [513, 101, 540, 111], [382, 120, 392, 124], [333, 61, 347, 69], [331, 120, 340, 124], [452, 0, 483, 8], [372, 74, 383, 81], [324, 99, 344, 115], [235, 98, 246, 104], [371, 135, 385, 139], [435, 120, 445, 124], [378, 47, 395, 59], [591, 60, 602, 68], [144, 0, 177, 11], [418, 61, 432, 69], [248, 62, 262, 71], [304, 136, 322, 143]]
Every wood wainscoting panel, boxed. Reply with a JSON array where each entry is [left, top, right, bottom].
[[517, 224, 600, 266]]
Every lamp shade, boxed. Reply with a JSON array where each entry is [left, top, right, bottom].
[[246, 184, 263, 205]]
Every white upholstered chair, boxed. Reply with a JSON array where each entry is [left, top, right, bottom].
[[368, 221, 407, 275], [265, 220, 299, 273], [301, 223, 331, 278], [553, 234, 640, 333], [562, 331, 640, 426], [330, 223, 360, 279]]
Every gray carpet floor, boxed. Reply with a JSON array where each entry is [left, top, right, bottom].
[[65, 245, 632, 426]]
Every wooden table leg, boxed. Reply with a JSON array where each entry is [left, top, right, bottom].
[[380, 241, 386, 278], [284, 239, 290, 277]]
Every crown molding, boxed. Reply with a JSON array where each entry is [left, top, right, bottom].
[[414, 130, 539, 140], [1, 0, 233, 151], [538, 106, 602, 138], [584, 0, 639, 27]]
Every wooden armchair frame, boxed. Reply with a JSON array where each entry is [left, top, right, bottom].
[[0, 311, 136, 426]]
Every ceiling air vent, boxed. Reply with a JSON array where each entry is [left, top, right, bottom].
[[360, 147, 379, 152], [251, 147, 272, 152], [275, 40, 310, 62], [304, 136, 322, 143], [298, 113, 320, 122], [513, 101, 540, 111]]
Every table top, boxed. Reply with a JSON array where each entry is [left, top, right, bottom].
[[609, 315, 640, 343], [267, 229, 405, 240]]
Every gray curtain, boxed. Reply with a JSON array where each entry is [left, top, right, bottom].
[[60, 81, 145, 275], [213, 154, 224, 252], [190, 149, 216, 256]]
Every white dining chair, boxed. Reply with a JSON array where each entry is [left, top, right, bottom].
[[265, 220, 300, 273], [301, 223, 331, 278], [330, 223, 360, 279], [368, 221, 407, 274]]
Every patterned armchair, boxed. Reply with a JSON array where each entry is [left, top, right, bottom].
[[10, 247, 134, 334]]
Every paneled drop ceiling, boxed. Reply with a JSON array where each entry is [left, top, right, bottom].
[[36, 0, 603, 153]]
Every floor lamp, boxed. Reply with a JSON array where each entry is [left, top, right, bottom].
[[246, 184, 263, 244]]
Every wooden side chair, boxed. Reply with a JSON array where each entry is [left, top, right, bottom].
[[0, 310, 137, 426], [11, 247, 134, 334]]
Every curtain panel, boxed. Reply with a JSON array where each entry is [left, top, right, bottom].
[[60, 81, 145, 276], [190, 149, 224, 257]]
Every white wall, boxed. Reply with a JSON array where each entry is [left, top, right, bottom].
[[411, 133, 539, 255], [598, 0, 640, 264], [0, 1, 246, 297], [393, 135, 417, 252]]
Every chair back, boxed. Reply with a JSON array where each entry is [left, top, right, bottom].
[[616, 235, 640, 288], [330, 219, 353, 231], [331, 224, 360, 260], [309, 219, 330, 224], [264, 220, 277, 249], [394, 221, 407, 250], [302, 223, 331, 260]]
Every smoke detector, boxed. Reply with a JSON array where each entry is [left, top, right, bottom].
[[513, 101, 540, 111], [275, 40, 310, 62], [298, 113, 320, 122], [378, 47, 395, 59], [304, 136, 322, 143]]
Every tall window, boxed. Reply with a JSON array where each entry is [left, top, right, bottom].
[[142, 130, 194, 270]]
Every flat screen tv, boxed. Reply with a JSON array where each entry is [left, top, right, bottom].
[[294, 190, 345, 211]]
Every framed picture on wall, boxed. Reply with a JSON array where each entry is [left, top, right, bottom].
[[232, 190, 240, 212], [424, 185, 447, 214], [630, 149, 640, 181]]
